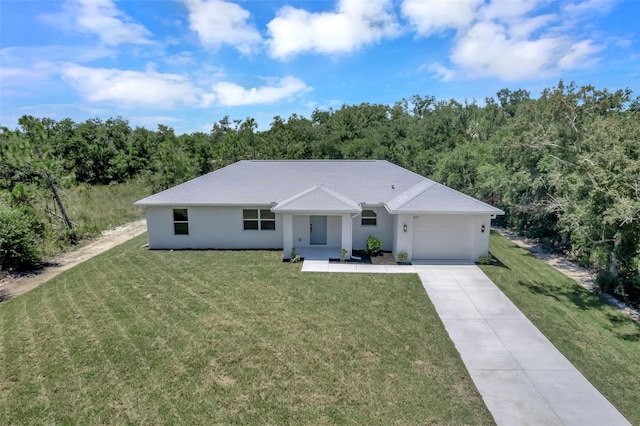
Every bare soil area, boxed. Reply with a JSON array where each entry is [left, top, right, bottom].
[[495, 228, 640, 322], [0, 219, 147, 302]]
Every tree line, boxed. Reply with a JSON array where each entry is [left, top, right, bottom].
[[1, 81, 639, 306]]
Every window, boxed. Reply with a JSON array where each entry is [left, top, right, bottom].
[[173, 208, 189, 235], [361, 209, 377, 226], [243, 209, 276, 230], [260, 209, 276, 230]]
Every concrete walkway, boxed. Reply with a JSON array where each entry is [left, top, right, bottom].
[[302, 260, 630, 426]]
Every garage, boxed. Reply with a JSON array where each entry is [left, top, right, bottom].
[[412, 215, 472, 260]]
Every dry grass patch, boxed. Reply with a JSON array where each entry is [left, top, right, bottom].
[[0, 235, 493, 424]]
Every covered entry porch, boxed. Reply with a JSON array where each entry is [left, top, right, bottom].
[[296, 246, 343, 260], [280, 213, 354, 260], [271, 184, 361, 260]]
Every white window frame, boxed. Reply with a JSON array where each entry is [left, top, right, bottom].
[[361, 209, 377, 226], [243, 209, 276, 231], [173, 208, 189, 235]]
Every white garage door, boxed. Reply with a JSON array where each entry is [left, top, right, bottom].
[[412, 216, 472, 260]]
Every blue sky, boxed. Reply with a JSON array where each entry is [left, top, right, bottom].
[[1, 0, 638, 134]]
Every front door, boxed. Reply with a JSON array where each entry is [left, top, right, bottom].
[[310, 216, 327, 245]]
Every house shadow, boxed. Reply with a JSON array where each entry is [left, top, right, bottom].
[[480, 253, 510, 269]]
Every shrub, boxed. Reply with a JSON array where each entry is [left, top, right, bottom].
[[366, 235, 383, 256], [478, 254, 493, 265], [597, 272, 640, 308], [341, 248, 348, 262], [595, 271, 616, 294], [395, 252, 409, 264], [289, 247, 301, 263], [0, 206, 42, 270]]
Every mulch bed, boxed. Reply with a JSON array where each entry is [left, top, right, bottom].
[[329, 250, 398, 265]]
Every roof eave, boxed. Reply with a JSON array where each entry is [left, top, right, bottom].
[[386, 209, 505, 215], [271, 208, 361, 214], [133, 202, 276, 208]]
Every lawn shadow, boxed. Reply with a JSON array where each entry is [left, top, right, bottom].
[[606, 312, 640, 342], [0, 288, 12, 304], [517, 280, 561, 301], [518, 279, 608, 312]]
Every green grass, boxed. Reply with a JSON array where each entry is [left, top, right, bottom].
[[481, 232, 640, 424], [42, 180, 151, 256], [65, 179, 151, 233], [0, 235, 493, 425]]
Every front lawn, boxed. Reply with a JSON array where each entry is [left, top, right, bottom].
[[481, 232, 640, 424], [0, 235, 493, 424]]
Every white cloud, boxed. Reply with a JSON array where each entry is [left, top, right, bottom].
[[61, 64, 201, 107], [425, 62, 457, 82], [402, 0, 483, 36], [0, 64, 56, 82], [507, 13, 556, 39], [60, 64, 310, 109], [163, 51, 195, 66], [558, 40, 601, 69], [563, 0, 614, 15], [406, 0, 605, 81], [39, 0, 151, 46], [267, 0, 400, 59], [1, 45, 113, 66], [182, 0, 261, 54], [479, 0, 542, 22], [450, 21, 561, 80], [208, 76, 311, 106]]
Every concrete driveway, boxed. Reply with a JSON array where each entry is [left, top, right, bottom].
[[415, 264, 630, 426], [302, 260, 630, 425]]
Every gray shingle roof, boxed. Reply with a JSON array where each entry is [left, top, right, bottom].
[[135, 160, 503, 215], [386, 182, 503, 214]]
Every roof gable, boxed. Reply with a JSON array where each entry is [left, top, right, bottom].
[[272, 185, 360, 213], [386, 182, 504, 214]]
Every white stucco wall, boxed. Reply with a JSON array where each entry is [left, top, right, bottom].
[[145, 206, 283, 249], [144, 205, 494, 261], [327, 216, 342, 247], [292, 215, 309, 247], [352, 206, 394, 251], [393, 214, 414, 257], [472, 215, 492, 260]]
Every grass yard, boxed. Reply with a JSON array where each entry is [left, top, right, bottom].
[[481, 232, 640, 424], [0, 235, 493, 425]]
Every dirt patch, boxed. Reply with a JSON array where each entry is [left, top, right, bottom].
[[0, 219, 147, 302], [495, 228, 640, 322]]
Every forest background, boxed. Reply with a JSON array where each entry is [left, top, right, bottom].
[[2, 81, 640, 306]]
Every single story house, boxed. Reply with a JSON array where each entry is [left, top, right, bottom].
[[134, 160, 504, 262]]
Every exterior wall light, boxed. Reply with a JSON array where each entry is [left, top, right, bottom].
[[403, 224, 408, 233], [481, 224, 486, 233]]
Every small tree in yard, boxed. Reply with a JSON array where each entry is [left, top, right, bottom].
[[2, 117, 74, 230], [0, 206, 42, 270]]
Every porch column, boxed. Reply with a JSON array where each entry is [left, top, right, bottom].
[[283, 214, 293, 259], [341, 213, 352, 258]]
